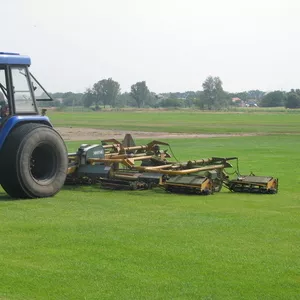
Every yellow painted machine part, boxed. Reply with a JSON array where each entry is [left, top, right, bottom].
[[67, 165, 77, 175], [267, 178, 278, 190], [164, 178, 213, 192]]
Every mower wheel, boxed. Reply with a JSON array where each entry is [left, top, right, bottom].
[[213, 178, 223, 193], [1, 123, 68, 198]]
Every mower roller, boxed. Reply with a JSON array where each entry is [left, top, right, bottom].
[[66, 134, 278, 195]]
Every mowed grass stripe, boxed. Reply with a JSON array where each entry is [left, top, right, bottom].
[[48, 111, 300, 134]]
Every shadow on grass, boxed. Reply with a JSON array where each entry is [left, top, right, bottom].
[[63, 184, 102, 193], [63, 184, 166, 193], [0, 192, 24, 201], [62, 184, 208, 197]]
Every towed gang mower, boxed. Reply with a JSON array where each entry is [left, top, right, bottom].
[[66, 134, 278, 195]]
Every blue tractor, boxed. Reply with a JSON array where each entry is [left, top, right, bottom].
[[0, 52, 68, 198]]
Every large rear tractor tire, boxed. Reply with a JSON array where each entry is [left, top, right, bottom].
[[1, 123, 68, 199]]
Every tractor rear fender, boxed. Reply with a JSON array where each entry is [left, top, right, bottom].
[[0, 115, 52, 149]]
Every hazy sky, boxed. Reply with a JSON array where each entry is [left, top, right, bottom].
[[2, 0, 300, 93]]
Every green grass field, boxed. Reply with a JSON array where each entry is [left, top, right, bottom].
[[0, 110, 300, 299], [48, 110, 300, 134]]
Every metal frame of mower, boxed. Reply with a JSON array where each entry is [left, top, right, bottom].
[[66, 134, 278, 195]]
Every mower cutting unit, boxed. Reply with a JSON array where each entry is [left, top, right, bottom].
[[66, 134, 278, 195], [224, 175, 278, 194]]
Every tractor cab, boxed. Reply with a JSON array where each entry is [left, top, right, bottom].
[[0, 52, 52, 122]]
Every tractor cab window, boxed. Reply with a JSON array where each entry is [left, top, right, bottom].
[[29, 73, 52, 101], [0, 69, 8, 102], [11, 67, 36, 113], [0, 69, 9, 119]]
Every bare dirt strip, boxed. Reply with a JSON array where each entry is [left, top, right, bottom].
[[56, 127, 260, 141]]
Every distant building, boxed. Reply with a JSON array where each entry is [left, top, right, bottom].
[[232, 97, 246, 107]]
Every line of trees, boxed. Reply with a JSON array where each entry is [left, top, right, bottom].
[[82, 79, 157, 109], [39, 76, 300, 110], [259, 90, 300, 108]]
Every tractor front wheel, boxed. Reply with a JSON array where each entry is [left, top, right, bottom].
[[1, 123, 68, 198]]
